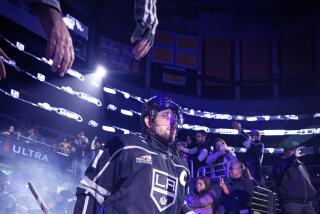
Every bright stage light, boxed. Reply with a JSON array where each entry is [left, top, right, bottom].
[[90, 81, 100, 88], [95, 66, 107, 78]]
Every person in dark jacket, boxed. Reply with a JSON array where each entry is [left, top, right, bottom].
[[193, 130, 212, 176], [272, 141, 317, 214], [218, 161, 257, 214], [232, 121, 264, 183], [73, 96, 190, 214]]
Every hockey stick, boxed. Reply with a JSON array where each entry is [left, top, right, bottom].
[[27, 181, 50, 214]]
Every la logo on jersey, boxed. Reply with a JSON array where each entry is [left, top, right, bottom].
[[150, 168, 178, 212]]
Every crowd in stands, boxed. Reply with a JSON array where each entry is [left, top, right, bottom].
[[176, 127, 319, 213], [1, 124, 103, 156], [0, 120, 319, 213], [0, 123, 104, 181]]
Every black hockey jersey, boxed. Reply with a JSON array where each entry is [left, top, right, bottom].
[[73, 133, 190, 214]]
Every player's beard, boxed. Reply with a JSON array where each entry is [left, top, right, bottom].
[[153, 125, 177, 144]]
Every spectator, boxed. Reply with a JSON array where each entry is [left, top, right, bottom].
[[25, 127, 41, 143], [232, 121, 264, 183], [206, 138, 238, 165], [219, 161, 257, 214], [206, 138, 238, 178], [57, 137, 73, 155], [272, 141, 317, 214], [1, 125, 18, 137], [187, 176, 216, 214], [194, 130, 212, 175], [72, 131, 90, 178]]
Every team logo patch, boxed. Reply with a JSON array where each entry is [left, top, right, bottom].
[[150, 168, 178, 212], [136, 155, 152, 164]]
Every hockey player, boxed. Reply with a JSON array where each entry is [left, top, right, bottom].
[[73, 96, 190, 213]]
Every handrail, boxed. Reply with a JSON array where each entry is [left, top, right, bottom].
[[197, 161, 231, 178]]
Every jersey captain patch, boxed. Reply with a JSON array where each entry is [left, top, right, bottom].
[[150, 168, 178, 212]]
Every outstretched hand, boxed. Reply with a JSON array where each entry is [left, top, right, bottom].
[[0, 47, 10, 80], [35, 4, 74, 76]]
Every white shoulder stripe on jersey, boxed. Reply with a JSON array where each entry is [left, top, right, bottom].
[[93, 146, 158, 183]]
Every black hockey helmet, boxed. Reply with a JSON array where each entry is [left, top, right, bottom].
[[140, 96, 184, 132]]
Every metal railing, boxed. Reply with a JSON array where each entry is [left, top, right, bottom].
[[197, 161, 231, 178], [250, 186, 281, 214]]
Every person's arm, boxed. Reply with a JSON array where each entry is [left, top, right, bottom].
[[27, 0, 62, 12], [232, 121, 251, 141], [187, 147, 198, 155], [206, 151, 223, 165], [199, 194, 214, 207], [179, 145, 198, 155], [73, 137, 126, 213], [225, 150, 238, 162], [0, 47, 11, 80], [28, 0, 74, 76], [197, 148, 209, 162], [131, 0, 158, 59], [188, 193, 214, 209], [242, 139, 252, 149]]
